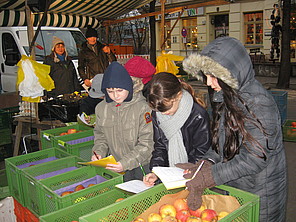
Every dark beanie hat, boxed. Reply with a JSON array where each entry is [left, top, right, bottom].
[[85, 26, 98, 38], [101, 61, 133, 103]]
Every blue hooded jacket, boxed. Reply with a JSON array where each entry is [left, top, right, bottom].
[[101, 61, 133, 103]]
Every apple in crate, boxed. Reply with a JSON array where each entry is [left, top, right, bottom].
[[133, 217, 145, 222], [67, 128, 77, 134], [173, 198, 188, 211], [115, 198, 125, 202], [218, 211, 229, 220], [159, 204, 177, 218], [189, 204, 206, 218], [161, 216, 177, 221], [61, 191, 73, 196], [148, 213, 162, 222], [176, 210, 190, 222], [200, 209, 218, 222], [74, 184, 85, 191], [186, 216, 201, 222]]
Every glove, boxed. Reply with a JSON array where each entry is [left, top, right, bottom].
[[177, 160, 216, 211]]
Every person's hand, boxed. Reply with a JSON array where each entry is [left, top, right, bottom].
[[106, 162, 124, 173], [102, 45, 111, 54], [143, 173, 158, 187], [84, 79, 92, 87], [183, 160, 216, 211], [91, 154, 102, 161]]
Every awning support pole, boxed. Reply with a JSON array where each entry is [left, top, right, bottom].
[[160, 8, 185, 50], [160, 0, 166, 51]]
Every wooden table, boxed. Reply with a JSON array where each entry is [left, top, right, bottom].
[[13, 116, 66, 156]]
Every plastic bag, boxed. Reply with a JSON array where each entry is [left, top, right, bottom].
[[156, 51, 184, 75], [17, 55, 54, 102]]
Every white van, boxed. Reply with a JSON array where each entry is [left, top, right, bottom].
[[0, 26, 86, 92]]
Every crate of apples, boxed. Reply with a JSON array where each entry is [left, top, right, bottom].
[[60, 183, 95, 197], [59, 128, 82, 136], [133, 198, 229, 222]]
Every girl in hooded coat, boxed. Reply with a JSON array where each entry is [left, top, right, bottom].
[[91, 61, 154, 182], [179, 37, 287, 222]]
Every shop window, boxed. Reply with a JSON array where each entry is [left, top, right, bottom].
[[182, 19, 198, 49], [244, 12, 263, 45]]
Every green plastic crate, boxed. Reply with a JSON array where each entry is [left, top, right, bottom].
[[22, 156, 85, 214], [283, 120, 296, 142], [39, 188, 134, 222], [57, 130, 94, 161], [41, 124, 93, 149], [0, 168, 10, 200], [79, 184, 259, 222], [5, 147, 72, 205], [26, 165, 123, 216]]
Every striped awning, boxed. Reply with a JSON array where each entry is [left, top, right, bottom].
[[0, 0, 153, 27]]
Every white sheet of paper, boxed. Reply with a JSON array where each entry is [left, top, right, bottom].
[[115, 180, 152, 193]]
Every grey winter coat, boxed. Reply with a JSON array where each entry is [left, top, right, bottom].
[[183, 37, 287, 222]]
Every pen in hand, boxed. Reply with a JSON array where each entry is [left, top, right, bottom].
[[139, 163, 146, 177], [93, 151, 100, 160]]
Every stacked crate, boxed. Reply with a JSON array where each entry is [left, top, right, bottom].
[[5, 147, 72, 205]]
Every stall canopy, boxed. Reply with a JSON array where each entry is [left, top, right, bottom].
[[0, 0, 154, 28]]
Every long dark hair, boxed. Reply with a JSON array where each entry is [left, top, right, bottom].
[[147, 72, 205, 112], [211, 79, 267, 161]]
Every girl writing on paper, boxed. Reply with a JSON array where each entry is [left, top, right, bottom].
[[143, 72, 211, 187]]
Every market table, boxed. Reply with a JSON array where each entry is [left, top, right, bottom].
[[13, 116, 66, 156]]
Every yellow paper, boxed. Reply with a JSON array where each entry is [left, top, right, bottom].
[[78, 155, 117, 167]]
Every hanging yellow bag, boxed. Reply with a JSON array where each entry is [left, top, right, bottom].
[[17, 55, 54, 102], [155, 51, 184, 75]]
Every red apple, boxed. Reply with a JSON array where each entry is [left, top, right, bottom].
[[67, 128, 77, 134], [148, 213, 162, 222], [59, 132, 68, 136], [159, 204, 177, 218], [61, 191, 73, 196], [74, 184, 85, 191], [200, 209, 218, 222], [189, 205, 206, 218], [87, 183, 95, 187], [186, 216, 201, 222], [176, 210, 190, 222], [173, 198, 188, 212]]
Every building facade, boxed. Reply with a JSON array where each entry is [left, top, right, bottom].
[[155, 0, 296, 62]]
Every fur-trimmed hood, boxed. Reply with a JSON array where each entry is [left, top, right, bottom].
[[183, 37, 255, 90]]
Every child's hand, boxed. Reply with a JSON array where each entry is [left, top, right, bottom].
[[106, 162, 123, 173], [91, 154, 101, 161], [143, 173, 158, 187]]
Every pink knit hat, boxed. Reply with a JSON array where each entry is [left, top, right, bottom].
[[124, 56, 156, 84]]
